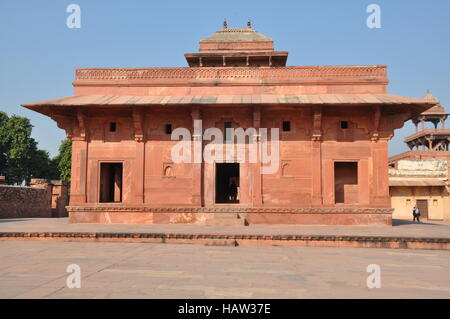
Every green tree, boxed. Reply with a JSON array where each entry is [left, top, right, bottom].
[[0, 112, 8, 171], [54, 139, 72, 183], [0, 111, 59, 185]]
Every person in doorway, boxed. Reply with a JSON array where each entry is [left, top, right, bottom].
[[412, 206, 421, 223], [229, 181, 238, 201]]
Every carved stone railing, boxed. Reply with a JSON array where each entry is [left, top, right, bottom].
[[404, 129, 450, 143], [75, 65, 387, 81]]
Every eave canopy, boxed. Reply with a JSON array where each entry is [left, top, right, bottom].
[[22, 93, 435, 118]]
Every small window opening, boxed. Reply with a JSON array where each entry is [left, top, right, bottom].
[[282, 121, 291, 132], [340, 121, 349, 129], [224, 121, 232, 142], [165, 124, 172, 135], [109, 122, 117, 132]]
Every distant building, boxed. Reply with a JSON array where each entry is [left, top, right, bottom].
[[22, 22, 435, 225], [389, 91, 450, 220]]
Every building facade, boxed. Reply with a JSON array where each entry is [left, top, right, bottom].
[[389, 91, 450, 221], [22, 23, 435, 225]]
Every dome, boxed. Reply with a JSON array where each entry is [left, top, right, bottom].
[[422, 90, 445, 115], [200, 27, 273, 43]]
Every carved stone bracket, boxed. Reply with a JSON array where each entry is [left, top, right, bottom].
[[311, 105, 322, 141], [51, 111, 74, 140], [74, 109, 87, 141], [132, 106, 144, 142], [371, 105, 381, 142]]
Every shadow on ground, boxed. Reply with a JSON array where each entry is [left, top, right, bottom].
[[392, 219, 444, 227], [0, 218, 34, 223]]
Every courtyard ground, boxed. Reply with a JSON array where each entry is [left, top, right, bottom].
[[0, 218, 449, 299], [0, 241, 449, 299]]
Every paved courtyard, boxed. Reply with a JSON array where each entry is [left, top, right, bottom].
[[0, 241, 449, 299]]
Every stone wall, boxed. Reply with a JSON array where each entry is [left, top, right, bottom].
[[0, 178, 68, 218]]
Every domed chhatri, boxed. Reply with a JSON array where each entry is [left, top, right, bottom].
[[406, 90, 449, 151], [422, 89, 446, 115], [185, 21, 287, 67], [200, 22, 272, 43]]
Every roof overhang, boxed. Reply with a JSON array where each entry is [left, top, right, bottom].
[[389, 179, 446, 187], [22, 93, 436, 119]]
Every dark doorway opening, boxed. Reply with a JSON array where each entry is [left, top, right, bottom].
[[334, 162, 358, 204], [100, 163, 123, 203], [416, 200, 429, 219], [215, 163, 239, 204]]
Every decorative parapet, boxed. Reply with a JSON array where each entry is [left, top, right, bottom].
[[74, 65, 387, 84]]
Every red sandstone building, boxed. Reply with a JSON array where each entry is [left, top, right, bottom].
[[22, 23, 436, 225]]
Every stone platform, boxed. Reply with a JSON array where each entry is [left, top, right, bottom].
[[67, 206, 393, 226], [1, 218, 449, 250]]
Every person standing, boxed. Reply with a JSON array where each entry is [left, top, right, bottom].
[[412, 206, 421, 223], [229, 181, 238, 201]]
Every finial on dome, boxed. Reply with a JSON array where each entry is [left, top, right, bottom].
[[247, 19, 252, 29], [223, 19, 228, 29], [423, 89, 441, 104]]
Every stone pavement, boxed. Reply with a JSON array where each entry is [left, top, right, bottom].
[[1, 218, 450, 238], [0, 241, 449, 299]]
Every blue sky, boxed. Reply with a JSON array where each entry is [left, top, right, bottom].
[[1, 0, 449, 157]]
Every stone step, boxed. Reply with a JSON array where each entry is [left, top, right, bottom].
[[206, 218, 247, 226], [211, 213, 240, 219], [205, 213, 248, 226]]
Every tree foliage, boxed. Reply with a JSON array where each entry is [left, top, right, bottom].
[[0, 111, 70, 185], [54, 139, 72, 183]]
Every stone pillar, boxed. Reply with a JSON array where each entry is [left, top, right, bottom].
[[358, 159, 370, 205], [191, 106, 202, 206], [311, 139, 323, 206], [70, 109, 88, 205], [133, 106, 145, 204], [69, 139, 88, 205], [134, 142, 145, 203], [252, 106, 263, 206], [311, 106, 323, 206], [371, 139, 390, 207]]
